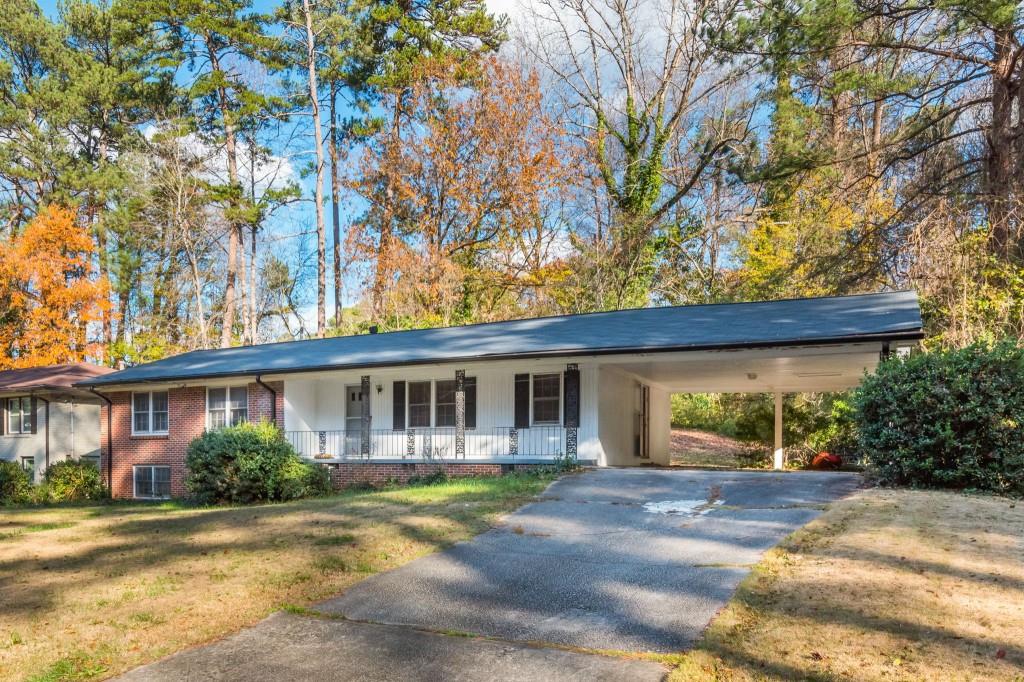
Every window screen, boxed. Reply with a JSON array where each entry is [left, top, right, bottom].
[[532, 374, 561, 424], [134, 465, 171, 498], [132, 392, 168, 434], [7, 397, 31, 434], [408, 381, 431, 428], [435, 380, 456, 427], [208, 387, 247, 429]]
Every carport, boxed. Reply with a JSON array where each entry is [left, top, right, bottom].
[[593, 303, 920, 468]]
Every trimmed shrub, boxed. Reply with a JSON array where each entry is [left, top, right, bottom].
[[43, 459, 106, 502], [0, 461, 31, 505], [278, 456, 332, 501], [186, 421, 330, 504], [854, 341, 1024, 495]]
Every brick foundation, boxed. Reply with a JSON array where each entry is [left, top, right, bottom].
[[100, 380, 284, 499], [327, 462, 548, 489], [98, 376, 540, 498]]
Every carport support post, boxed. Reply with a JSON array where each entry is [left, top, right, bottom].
[[773, 392, 784, 470]]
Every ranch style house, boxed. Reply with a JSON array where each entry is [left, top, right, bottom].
[[76, 291, 924, 499]]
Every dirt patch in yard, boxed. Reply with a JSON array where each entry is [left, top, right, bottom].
[[673, 487, 1024, 681], [0, 473, 555, 681], [670, 428, 766, 468]]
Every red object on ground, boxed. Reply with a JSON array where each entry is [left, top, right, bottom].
[[811, 452, 843, 470]]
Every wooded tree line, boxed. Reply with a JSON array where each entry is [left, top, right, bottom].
[[0, 0, 1020, 368]]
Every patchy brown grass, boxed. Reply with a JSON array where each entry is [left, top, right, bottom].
[[670, 428, 766, 468], [673, 488, 1024, 681], [0, 473, 556, 682]]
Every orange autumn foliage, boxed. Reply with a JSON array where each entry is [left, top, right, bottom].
[[348, 56, 574, 327], [0, 206, 111, 368]]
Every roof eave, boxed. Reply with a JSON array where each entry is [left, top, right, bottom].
[[75, 328, 923, 390]]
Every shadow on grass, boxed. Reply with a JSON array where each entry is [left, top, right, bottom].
[[0, 473, 556, 620]]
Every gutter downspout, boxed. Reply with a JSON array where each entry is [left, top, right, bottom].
[[254, 376, 278, 426], [88, 388, 113, 492]]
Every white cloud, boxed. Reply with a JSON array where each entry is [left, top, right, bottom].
[[141, 124, 297, 197]]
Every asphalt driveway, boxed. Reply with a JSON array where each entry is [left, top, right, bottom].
[[119, 468, 858, 680], [319, 468, 859, 652]]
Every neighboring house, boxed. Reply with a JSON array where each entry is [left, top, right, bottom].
[[0, 363, 114, 483], [77, 291, 924, 499]]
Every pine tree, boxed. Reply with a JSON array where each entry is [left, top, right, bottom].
[[118, 0, 282, 347]]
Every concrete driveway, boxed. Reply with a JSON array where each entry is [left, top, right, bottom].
[[119, 468, 858, 680]]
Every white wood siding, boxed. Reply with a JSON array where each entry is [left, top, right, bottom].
[[283, 359, 600, 461]]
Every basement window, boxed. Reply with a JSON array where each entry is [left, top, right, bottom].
[[133, 465, 171, 499]]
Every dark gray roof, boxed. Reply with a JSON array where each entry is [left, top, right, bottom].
[[79, 291, 923, 387], [0, 363, 113, 391]]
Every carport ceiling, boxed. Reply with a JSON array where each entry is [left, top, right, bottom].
[[606, 343, 886, 393]]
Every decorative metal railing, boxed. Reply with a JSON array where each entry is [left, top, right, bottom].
[[284, 426, 567, 461]]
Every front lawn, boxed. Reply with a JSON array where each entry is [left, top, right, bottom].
[[0, 472, 557, 681], [673, 487, 1024, 681]]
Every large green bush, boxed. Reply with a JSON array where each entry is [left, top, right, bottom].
[[671, 394, 738, 435], [729, 393, 856, 463], [185, 421, 331, 504], [855, 341, 1024, 495], [0, 461, 31, 505], [42, 459, 106, 502], [671, 392, 855, 463]]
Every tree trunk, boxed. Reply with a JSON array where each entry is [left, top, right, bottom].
[[986, 27, 1020, 259], [371, 98, 402, 319], [330, 79, 343, 328], [208, 43, 242, 348], [249, 225, 258, 344], [184, 238, 209, 348], [302, 0, 327, 338]]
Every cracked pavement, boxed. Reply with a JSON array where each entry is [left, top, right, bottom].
[[319, 468, 860, 653], [117, 468, 858, 680]]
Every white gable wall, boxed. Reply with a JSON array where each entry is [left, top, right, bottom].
[[0, 399, 102, 483]]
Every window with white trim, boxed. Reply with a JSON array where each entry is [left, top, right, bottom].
[[532, 374, 561, 425], [6, 397, 32, 434], [407, 381, 431, 428], [21, 456, 34, 474], [134, 465, 171, 499], [435, 380, 456, 427], [403, 378, 477, 428], [132, 392, 169, 435], [208, 386, 248, 429]]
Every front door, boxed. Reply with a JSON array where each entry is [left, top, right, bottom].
[[345, 385, 363, 456]]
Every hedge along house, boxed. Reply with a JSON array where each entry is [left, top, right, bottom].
[[77, 291, 923, 499], [0, 363, 113, 483]]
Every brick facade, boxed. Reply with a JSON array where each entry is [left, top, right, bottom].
[[327, 462, 546, 489], [99, 377, 536, 499], [100, 380, 284, 499]]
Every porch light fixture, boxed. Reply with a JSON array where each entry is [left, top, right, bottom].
[[376, 383, 383, 394]]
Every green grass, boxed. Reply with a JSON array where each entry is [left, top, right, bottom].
[[1, 471, 559, 682]]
